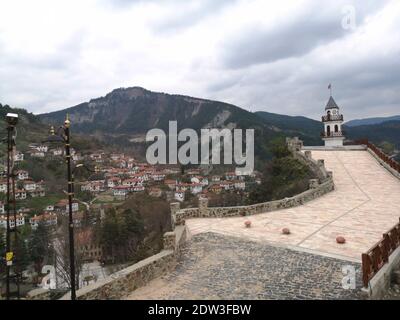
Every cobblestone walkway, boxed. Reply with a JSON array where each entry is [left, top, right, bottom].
[[126, 233, 365, 300]]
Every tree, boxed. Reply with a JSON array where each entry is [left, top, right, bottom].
[[28, 223, 53, 273], [53, 217, 83, 291], [98, 208, 145, 263], [248, 138, 312, 203]]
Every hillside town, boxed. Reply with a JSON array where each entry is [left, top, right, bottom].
[[0, 142, 262, 266]]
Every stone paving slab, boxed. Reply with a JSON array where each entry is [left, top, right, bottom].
[[185, 150, 400, 261], [126, 233, 365, 300]]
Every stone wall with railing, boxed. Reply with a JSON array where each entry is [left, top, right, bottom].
[[173, 137, 334, 226]]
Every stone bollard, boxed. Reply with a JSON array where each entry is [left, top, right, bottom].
[[163, 232, 176, 251], [199, 197, 208, 217], [170, 202, 180, 229], [309, 179, 319, 189]]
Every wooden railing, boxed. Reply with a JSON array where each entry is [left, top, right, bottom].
[[362, 218, 400, 287], [354, 139, 400, 174]]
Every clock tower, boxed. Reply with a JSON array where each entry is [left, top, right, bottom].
[[321, 95, 345, 147]]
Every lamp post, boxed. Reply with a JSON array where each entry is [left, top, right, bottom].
[[43, 114, 76, 300], [4, 113, 19, 300]]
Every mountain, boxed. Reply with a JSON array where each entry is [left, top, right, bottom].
[[0, 103, 105, 153], [38, 87, 325, 162], [254, 111, 323, 145], [344, 120, 400, 148], [0, 103, 48, 150], [38, 86, 400, 156], [345, 115, 400, 127], [39, 87, 270, 135]]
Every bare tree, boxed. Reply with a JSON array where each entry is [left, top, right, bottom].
[[53, 217, 83, 291]]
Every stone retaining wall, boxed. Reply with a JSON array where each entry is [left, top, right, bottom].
[[174, 137, 334, 225], [57, 225, 187, 300]]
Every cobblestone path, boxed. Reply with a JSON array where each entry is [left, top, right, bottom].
[[127, 233, 365, 300]]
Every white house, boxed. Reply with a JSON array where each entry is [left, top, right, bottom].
[[29, 188, 46, 198], [55, 199, 79, 214], [23, 180, 37, 191], [234, 181, 246, 191], [0, 214, 25, 229], [16, 170, 29, 180], [151, 173, 165, 181], [29, 150, 45, 158], [220, 181, 234, 191], [13, 152, 24, 162], [225, 172, 237, 181], [81, 181, 104, 193], [15, 189, 27, 200], [52, 148, 63, 156], [30, 213, 57, 230], [112, 186, 130, 198], [107, 177, 121, 188], [174, 191, 185, 202], [0, 180, 7, 193], [190, 183, 203, 195]]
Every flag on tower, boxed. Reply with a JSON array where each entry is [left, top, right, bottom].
[[328, 83, 331, 90]]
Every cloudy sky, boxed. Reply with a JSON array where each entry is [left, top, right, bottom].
[[0, 0, 399, 120]]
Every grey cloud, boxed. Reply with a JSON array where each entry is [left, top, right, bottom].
[[150, 0, 238, 34], [222, 16, 345, 69], [220, 1, 390, 69]]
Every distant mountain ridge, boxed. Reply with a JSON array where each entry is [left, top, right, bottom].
[[344, 120, 400, 148], [38, 86, 400, 153], [38, 87, 323, 147], [345, 115, 400, 127], [39, 87, 269, 134]]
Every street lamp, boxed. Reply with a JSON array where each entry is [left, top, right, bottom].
[[4, 113, 19, 300], [43, 114, 77, 300]]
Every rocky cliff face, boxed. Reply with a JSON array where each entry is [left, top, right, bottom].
[[39, 87, 268, 135]]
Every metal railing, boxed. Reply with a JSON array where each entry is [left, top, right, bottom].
[[362, 218, 400, 287], [355, 139, 400, 174], [321, 131, 345, 138], [322, 114, 344, 122]]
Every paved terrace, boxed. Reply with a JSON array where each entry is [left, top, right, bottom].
[[186, 150, 400, 261], [126, 149, 399, 300]]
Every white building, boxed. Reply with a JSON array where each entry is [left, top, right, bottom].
[[15, 189, 27, 200], [17, 170, 29, 180], [0, 180, 7, 193], [234, 181, 246, 190], [13, 152, 24, 162], [174, 191, 185, 202], [321, 95, 345, 147], [30, 213, 57, 230], [112, 186, 130, 198], [0, 214, 25, 229], [23, 180, 37, 191]]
